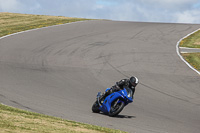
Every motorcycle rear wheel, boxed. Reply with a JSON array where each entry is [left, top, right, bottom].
[[109, 100, 125, 117]]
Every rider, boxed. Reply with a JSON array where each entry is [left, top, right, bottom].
[[99, 76, 139, 102]]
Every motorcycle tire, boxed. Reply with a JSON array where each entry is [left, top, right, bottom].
[[109, 100, 125, 117], [92, 101, 100, 113]]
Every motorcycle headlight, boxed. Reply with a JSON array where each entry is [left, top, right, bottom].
[[127, 93, 131, 97]]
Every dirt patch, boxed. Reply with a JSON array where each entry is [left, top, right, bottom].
[[73, 127, 101, 133], [194, 42, 200, 45]]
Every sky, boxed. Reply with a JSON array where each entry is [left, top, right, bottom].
[[1, 0, 200, 24]]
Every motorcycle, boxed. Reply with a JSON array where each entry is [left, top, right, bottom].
[[92, 87, 133, 117]]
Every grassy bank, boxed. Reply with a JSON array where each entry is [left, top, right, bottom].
[[0, 12, 90, 37], [179, 29, 200, 48], [179, 29, 200, 72], [0, 12, 125, 133], [0, 104, 125, 133], [181, 53, 200, 72]]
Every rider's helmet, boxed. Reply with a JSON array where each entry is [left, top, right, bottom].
[[129, 76, 139, 87]]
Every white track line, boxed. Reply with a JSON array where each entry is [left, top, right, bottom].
[[180, 52, 189, 54], [176, 28, 200, 75], [0, 21, 88, 40], [180, 47, 200, 50]]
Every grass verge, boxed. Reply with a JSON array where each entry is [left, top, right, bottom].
[[0, 12, 90, 37], [181, 53, 200, 72], [0, 12, 125, 133], [179, 29, 200, 48], [0, 104, 125, 133], [179, 28, 200, 73]]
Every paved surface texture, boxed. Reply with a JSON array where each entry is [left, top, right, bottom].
[[0, 20, 200, 133], [180, 47, 200, 53]]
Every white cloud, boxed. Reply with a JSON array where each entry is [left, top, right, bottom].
[[0, 0, 200, 23], [175, 9, 200, 23], [109, 0, 200, 23], [0, 0, 42, 14], [0, 0, 23, 12], [29, 3, 41, 12], [143, 0, 197, 4]]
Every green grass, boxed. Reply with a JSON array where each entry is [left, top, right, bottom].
[[179, 29, 200, 72], [0, 12, 125, 133], [181, 53, 200, 71], [0, 12, 90, 37], [179, 30, 200, 48], [0, 104, 125, 133]]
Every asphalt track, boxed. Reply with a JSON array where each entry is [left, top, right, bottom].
[[0, 20, 200, 133], [180, 47, 200, 53]]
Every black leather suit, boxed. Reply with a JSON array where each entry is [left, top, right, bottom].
[[102, 79, 135, 99]]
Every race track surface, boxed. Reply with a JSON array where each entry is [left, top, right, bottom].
[[180, 47, 200, 53], [0, 20, 200, 133]]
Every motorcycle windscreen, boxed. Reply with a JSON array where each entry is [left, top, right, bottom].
[[123, 87, 133, 103]]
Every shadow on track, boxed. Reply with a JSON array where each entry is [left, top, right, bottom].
[[115, 115, 136, 119], [97, 112, 136, 119]]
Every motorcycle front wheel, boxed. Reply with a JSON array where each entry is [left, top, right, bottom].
[[109, 100, 125, 117], [92, 101, 100, 113]]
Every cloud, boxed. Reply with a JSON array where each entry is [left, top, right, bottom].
[[0, 0, 23, 12], [0, 0, 41, 14], [175, 9, 200, 23], [0, 0, 200, 23], [102, 0, 200, 23], [138, 0, 199, 11]]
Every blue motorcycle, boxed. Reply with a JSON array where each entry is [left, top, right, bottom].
[[92, 87, 133, 117]]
